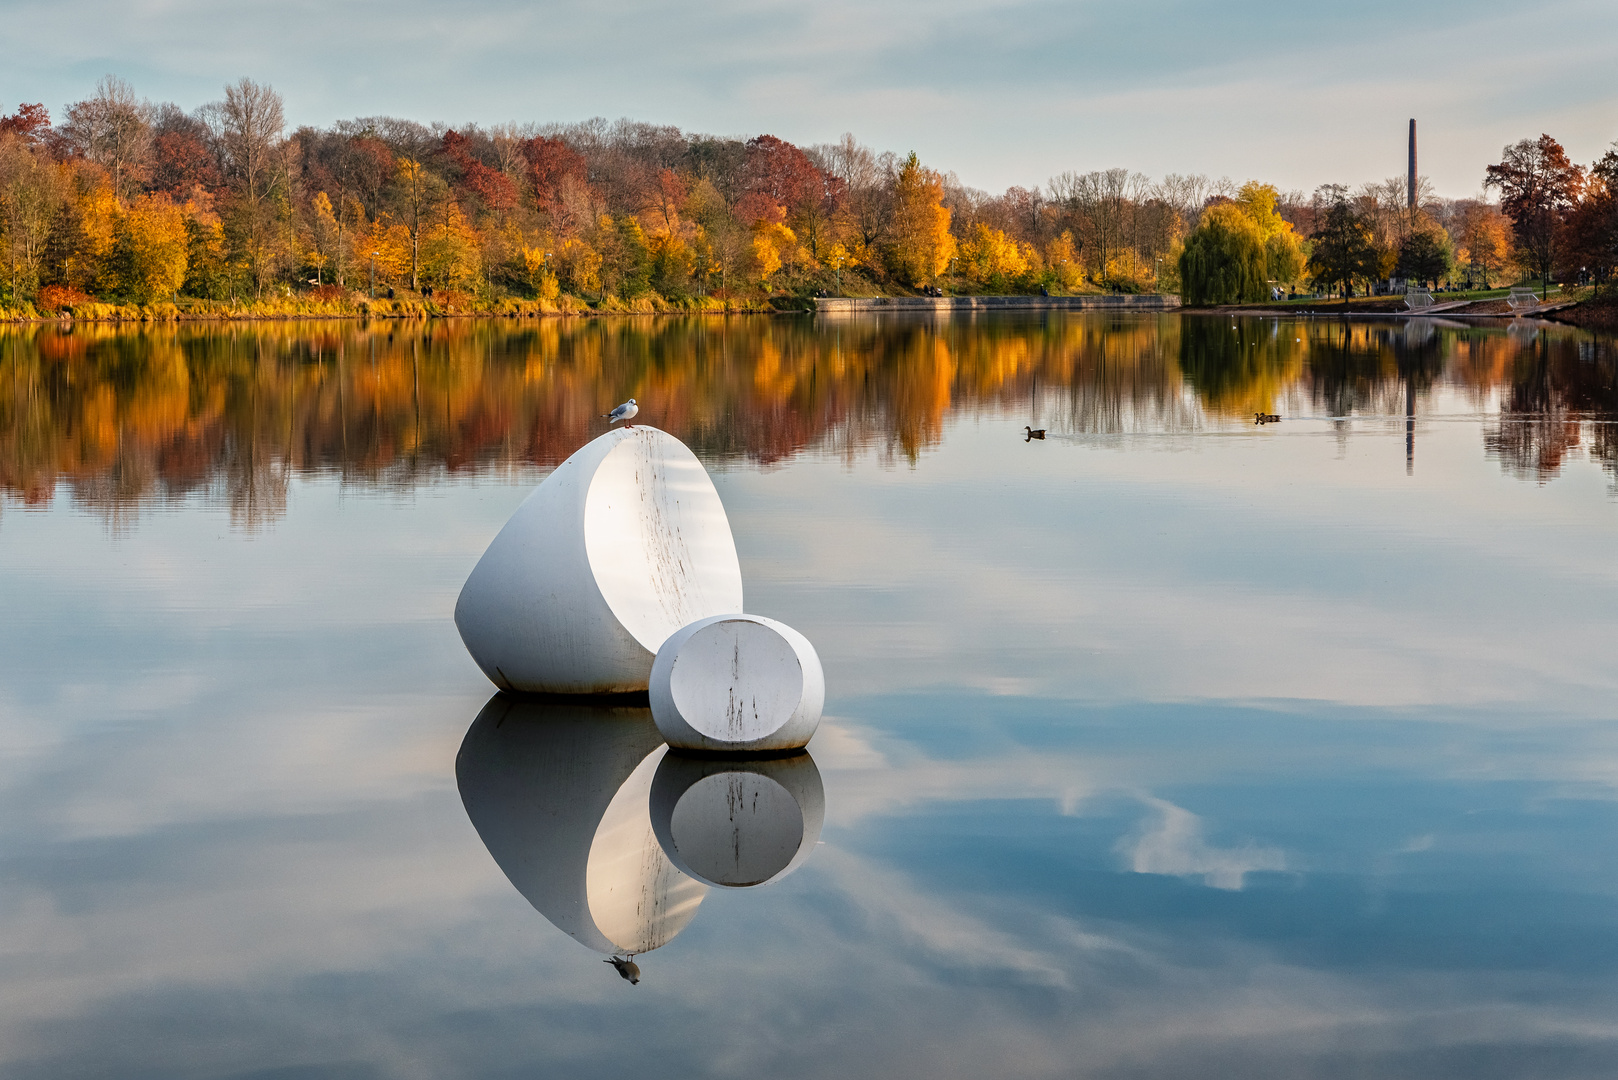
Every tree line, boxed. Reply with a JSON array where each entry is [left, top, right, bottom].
[[1180, 134, 1618, 304], [0, 77, 1611, 313]]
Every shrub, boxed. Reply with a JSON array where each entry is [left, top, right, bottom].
[[36, 285, 93, 312]]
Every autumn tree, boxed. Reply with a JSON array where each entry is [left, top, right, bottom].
[[0, 104, 51, 147], [1179, 203, 1266, 305], [1454, 200, 1512, 287], [1232, 181, 1306, 286], [958, 223, 1031, 290], [1485, 134, 1584, 298], [110, 195, 189, 301], [393, 157, 449, 291], [886, 153, 954, 287], [1562, 145, 1618, 289], [150, 104, 222, 196], [521, 135, 588, 218]]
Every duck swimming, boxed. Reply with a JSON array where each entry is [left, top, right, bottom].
[[1025, 426, 1046, 441]]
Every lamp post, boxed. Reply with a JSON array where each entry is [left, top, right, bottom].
[[370, 252, 379, 299]]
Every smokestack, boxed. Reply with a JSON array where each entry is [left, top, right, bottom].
[[1408, 119, 1417, 210]]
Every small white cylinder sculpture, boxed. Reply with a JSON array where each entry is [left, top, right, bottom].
[[650, 752, 825, 888], [455, 427, 744, 695], [649, 614, 825, 752]]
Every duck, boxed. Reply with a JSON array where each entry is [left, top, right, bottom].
[[1025, 426, 1046, 441], [1253, 412, 1281, 425], [605, 955, 641, 984]]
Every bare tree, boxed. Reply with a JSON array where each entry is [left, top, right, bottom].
[[203, 78, 288, 297], [0, 134, 67, 298], [61, 75, 152, 198]]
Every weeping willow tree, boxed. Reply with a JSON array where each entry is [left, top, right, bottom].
[[1178, 204, 1267, 305]]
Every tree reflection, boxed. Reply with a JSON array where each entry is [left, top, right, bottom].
[[1486, 332, 1618, 484], [2, 315, 1615, 529]]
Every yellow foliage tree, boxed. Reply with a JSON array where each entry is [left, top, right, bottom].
[[958, 223, 1030, 290], [358, 213, 414, 286], [112, 194, 189, 301], [646, 230, 695, 294], [1043, 231, 1083, 291], [749, 221, 796, 286], [307, 191, 339, 285], [71, 179, 121, 292], [887, 153, 955, 286], [420, 200, 481, 290], [1230, 181, 1306, 286], [554, 237, 601, 296], [520, 244, 560, 299]]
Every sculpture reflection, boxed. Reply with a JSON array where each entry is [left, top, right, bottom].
[[456, 695, 706, 959], [457, 693, 825, 979], [650, 752, 825, 888]]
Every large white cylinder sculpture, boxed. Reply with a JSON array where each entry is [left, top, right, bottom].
[[456, 695, 707, 956], [455, 427, 744, 695], [650, 752, 825, 888], [649, 614, 825, 752]]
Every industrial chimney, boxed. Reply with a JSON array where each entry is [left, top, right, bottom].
[[1408, 120, 1417, 210]]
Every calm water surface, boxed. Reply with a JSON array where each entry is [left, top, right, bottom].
[[2, 313, 1617, 1079]]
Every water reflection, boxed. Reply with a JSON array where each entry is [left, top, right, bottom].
[[3, 315, 1617, 528], [455, 695, 707, 958], [650, 752, 825, 889], [456, 694, 825, 973]]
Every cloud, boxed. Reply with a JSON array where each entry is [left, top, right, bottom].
[[5, 0, 1618, 194], [1121, 797, 1286, 891]]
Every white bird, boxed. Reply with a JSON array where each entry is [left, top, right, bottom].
[[602, 399, 638, 427]]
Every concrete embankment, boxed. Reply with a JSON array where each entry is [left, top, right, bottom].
[[812, 295, 1180, 315]]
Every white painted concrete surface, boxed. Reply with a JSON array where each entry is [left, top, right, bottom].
[[455, 427, 744, 694], [456, 696, 707, 955], [650, 752, 825, 888], [649, 614, 825, 752]]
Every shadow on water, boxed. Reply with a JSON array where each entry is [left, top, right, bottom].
[[3, 314, 1617, 528], [455, 693, 824, 983]]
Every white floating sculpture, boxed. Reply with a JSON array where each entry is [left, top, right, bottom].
[[649, 614, 825, 752], [456, 696, 707, 956], [650, 752, 825, 888], [456, 428, 744, 694]]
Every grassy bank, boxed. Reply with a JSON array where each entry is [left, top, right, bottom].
[[0, 290, 796, 323]]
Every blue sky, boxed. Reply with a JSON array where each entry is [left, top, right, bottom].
[[3, 0, 1617, 200]]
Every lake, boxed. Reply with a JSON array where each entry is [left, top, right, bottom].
[[1, 312, 1616, 1079]]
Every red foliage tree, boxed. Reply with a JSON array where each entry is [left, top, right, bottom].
[[442, 129, 517, 213], [0, 103, 50, 146], [1485, 134, 1585, 294], [520, 136, 587, 215], [151, 130, 223, 194], [736, 134, 820, 225]]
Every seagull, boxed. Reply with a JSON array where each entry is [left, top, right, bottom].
[[602, 399, 638, 427], [605, 956, 641, 984]]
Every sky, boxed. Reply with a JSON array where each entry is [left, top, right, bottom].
[[3, 0, 1617, 200]]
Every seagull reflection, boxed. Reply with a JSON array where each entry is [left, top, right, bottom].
[[649, 752, 825, 889], [456, 695, 708, 978], [605, 955, 641, 984]]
